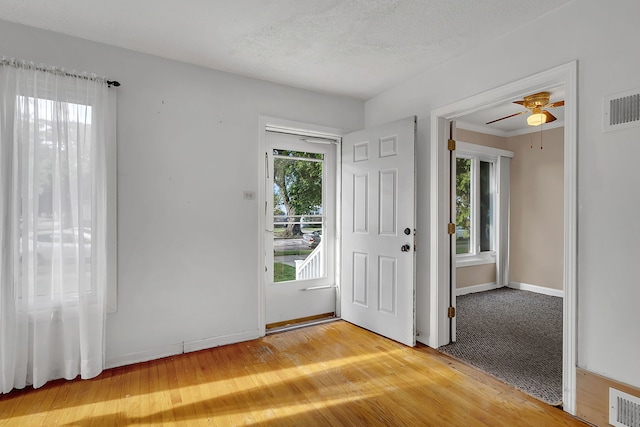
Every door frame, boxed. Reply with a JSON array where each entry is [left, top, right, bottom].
[[258, 116, 344, 337], [429, 62, 578, 414]]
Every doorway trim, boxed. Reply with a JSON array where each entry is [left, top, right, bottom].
[[428, 61, 578, 414], [258, 116, 344, 337]]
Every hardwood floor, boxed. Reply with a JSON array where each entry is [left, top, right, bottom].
[[0, 321, 587, 426]]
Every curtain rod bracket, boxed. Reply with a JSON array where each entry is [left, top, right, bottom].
[[107, 80, 120, 88]]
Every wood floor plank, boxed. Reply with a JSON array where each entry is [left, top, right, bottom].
[[0, 321, 588, 426], [155, 358, 181, 426], [138, 361, 153, 426], [0, 381, 59, 426], [201, 346, 239, 426], [39, 378, 75, 426], [122, 358, 142, 424], [59, 375, 102, 426]]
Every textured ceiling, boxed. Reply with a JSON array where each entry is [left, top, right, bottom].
[[0, 0, 572, 100]]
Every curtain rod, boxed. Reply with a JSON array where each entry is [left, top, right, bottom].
[[0, 58, 121, 88]]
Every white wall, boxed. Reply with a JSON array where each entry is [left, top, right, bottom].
[[365, 0, 640, 387], [0, 19, 364, 364]]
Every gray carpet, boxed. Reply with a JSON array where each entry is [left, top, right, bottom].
[[439, 288, 563, 406]]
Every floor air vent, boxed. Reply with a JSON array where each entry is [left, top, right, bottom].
[[610, 388, 640, 427], [604, 88, 640, 132]]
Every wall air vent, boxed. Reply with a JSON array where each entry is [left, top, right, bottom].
[[604, 88, 640, 132], [610, 387, 640, 427]]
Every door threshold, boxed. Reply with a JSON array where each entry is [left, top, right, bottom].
[[266, 314, 339, 335]]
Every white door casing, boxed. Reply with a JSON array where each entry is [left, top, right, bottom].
[[429, 62, 578, 414], [448, 121, 457, 343], [341, 117, 416, 347]]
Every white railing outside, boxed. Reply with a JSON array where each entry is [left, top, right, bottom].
[[295, 241, 323, 280]]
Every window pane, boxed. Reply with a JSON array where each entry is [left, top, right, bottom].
[[480, 161, 493, 252], [456, 158, 471, 254], [17, 96, 93, 298], [273, 151, 325, 282]]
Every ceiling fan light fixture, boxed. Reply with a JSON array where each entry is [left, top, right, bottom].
[[486, 92, 563, 127], [527, 109, 547, 126]]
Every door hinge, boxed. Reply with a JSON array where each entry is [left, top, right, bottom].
[[447, 223, 456, 234], [447, 306, 456, 318], [447, 139, 456, 151]]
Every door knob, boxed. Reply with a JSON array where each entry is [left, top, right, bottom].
[[401, 244, 411, 252]]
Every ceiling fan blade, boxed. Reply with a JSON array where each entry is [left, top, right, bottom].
[[513, 100, 526, 106], [486, 110, 527, 125], [543, 110, 557, 123], [546, 100, 565, 108]]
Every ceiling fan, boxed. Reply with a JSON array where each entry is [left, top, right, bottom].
[[486, 91, 565, 126]]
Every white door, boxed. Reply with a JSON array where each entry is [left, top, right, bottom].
[[265, 131, 337, 326], [341, 117, 416, 346]]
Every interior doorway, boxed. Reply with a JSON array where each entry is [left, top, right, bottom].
[[429, 62, 578, 414], [444, 120, 565, 405]]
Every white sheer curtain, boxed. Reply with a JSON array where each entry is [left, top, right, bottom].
[[0, 59, 109, 392]]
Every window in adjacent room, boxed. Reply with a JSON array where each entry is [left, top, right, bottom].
[[456, 155, 495, 257]]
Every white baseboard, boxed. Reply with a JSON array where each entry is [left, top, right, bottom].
[[508, 281, 564, 298], [105, 329, 260, 370], [105, 343, 184, 369], [184, 330, 260, 353], [456, 282, 500, 296]]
